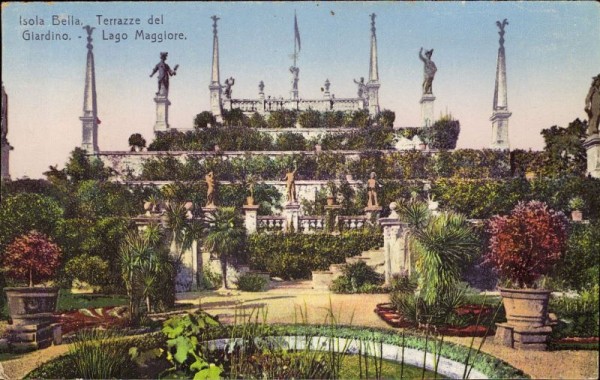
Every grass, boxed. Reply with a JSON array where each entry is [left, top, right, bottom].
[[338, 354, 437, 379]]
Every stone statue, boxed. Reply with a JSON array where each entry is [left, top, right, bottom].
[[353, 77, 367, 98], [224, 77, 235, 99], [419, 48, 437, 95], [496, 19, 509, 48], [585, 74, 600, 136], [324, 79, 331, 93], [258, 80, 265, 94], [283, 164, 297, 203], [290, 66, 300, 91], [205, 171, 216, 207], [150, 52, 178, 96], [367, 172, 381, 207], [1, 84, 7, 143]]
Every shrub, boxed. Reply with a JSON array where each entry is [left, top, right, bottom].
[[2, 231, 62, 287], [274, 132, 307, 151], [568, 196, 585, 211], [485, 201, 569, 288], [235, 273, 268, 292], [201, 265, 223, 290], [194, 111, 216, 129], [64, 254, 110, 290], [298, 109, 321, 128], [329, 261, 383, 294], [425, 117, 460, 149], [267, 110, 297, 129], [549, 285, 599, 339], [128, 133, 146, 151]]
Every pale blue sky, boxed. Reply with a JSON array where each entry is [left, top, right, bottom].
[[2, 1, 599, 178]]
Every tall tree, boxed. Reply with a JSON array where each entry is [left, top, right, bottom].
[[540, 118, 587, 175]]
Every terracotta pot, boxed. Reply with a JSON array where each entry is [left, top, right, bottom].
[[4, 287, 59, 326], [525, 171, 536, 180], [571, 210, 583, 221], [499, 287, 551, 328], [327, 196, 335, 206], [246, 196, 254, 206]]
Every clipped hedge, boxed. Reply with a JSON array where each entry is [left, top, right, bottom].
[[248, 230, 383, 280]]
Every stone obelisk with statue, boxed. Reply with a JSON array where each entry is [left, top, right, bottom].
[[490, 19, 511, 150], [80, 25, 100, 154], [1, 83, 11, 181], [584, 74, 600, 178], [150, 52, 178, 132]]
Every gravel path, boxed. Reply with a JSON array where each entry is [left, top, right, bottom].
[[1, 281, 598, 379]]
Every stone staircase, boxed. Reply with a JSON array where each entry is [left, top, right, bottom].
[[312, 246, 385, 290]]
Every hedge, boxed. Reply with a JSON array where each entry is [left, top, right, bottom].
[[247, 230, 383, 280]]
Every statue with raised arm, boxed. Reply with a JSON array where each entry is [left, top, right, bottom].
[[205, 171, 216, 207], [283, 163, 298, 203], [419, 48, 437, 95], [224, 77, 235, 99], [150, 52, 179, 97], [585, 74, 600, 136], [353, 77, 367, 98]]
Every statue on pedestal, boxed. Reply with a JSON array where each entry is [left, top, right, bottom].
[[284, 164, 298, 203], [419, 48, 437, 95], [150, 52, 178, 97], [205, 171, 216, 207], [367, 172, 381, 207], [290, 66, 300, 92], [224, 77, 235, 99], [353, 77, 367, 98], [585, 74, 600, 136]]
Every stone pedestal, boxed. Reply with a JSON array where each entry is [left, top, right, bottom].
[[490, 110, 511, 150], [379, 213, 408, 285], [6, 322, 61, 352], [283, 202, 301, 232], [154, 96, 171, 132], [243, 205, 260, 234], [364, 205, 383, 223], [584, 134, 600, 178], [420, 94, 436, 127], [495, 323, 552, 351]]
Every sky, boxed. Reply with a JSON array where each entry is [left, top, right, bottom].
[[2, 1, 599, 179]]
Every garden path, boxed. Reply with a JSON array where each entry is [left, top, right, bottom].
[[1, 281, 598, 379]]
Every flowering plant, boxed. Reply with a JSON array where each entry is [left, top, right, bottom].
[[2, 230, 62, 287], [485, 201, 568, 288]]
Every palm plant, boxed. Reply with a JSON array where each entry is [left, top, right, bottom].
[[203, 207, 246, 289], [120, 228, 154, 322], [413, 212, 479, 304], [396, 199, 431, 274]]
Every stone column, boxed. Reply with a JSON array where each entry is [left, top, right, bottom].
[[154, 96, 171, 132], [379, 203, 408, 285], [584, 134, 600, 178], [243, 205, 260, 234], [283, 203, 300, 233], [364, 205, 383, 223], [420, 94, 436, 127]]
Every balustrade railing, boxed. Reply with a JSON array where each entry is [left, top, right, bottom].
[[299, 215, 325, 233], [226, 97, 365, 114], [257, 215, 286, 232], [338, 215, 368, 230]]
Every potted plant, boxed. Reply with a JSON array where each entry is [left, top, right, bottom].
[[2, 231, 62, 326], [326, 181, 336, 206], [568, 196, 584, 221], [485, 201, 568, 328], [246, 175, 255, 206]]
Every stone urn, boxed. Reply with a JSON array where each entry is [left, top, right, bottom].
[[246, 196, 255, 206], [4, 287, 59, 326], [499, 287, 551, 328]]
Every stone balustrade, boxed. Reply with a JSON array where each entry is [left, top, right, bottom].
[[298, 215, 325, 233], [338, 215, 368, 230], [224, 97, 366, 115], [257, 215, 286, 232]]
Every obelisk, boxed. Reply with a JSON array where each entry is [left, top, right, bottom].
[[80, 25, 100, 154], [366, 13, 380, 115], [490, 19, 511, 150], [1, 83, 11, 181], [209, 15, 223, 123]]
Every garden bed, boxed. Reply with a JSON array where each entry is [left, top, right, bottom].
[[375, 303, 492, 337]]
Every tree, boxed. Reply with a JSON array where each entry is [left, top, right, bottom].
[[128, 133, 147, 151], [3, 231, 62, 287], [376, 109, 396, 128], [203, 207, 246, 289], [426, 116, 460, 149], [540, 118, 587, 175], [222, 108, 248, 127], [194, 111, 216, 129], [413, 212, 479, 304], [485, 200, 568, 288]]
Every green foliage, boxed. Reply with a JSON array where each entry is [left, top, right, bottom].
[[248, 230, 382, 280], [329, 261, 383, 294], [540, 118, 587, 176], [275, 131, 307, 150], [375, 109, 396, 128], [0, 193, 64, 254], [391, 285, 467, 326], [235, 273, 268, 292], [248, 112, 268, 129], [267, 109, 298, 129], [414, 212, 479, 304], [298, 109, 322, 128], [64, 254, 109, 289], [424, 117, 460, 149], [549, 286, 599, 339], [128, 133, 147, 150], [194, 111, 216, 129], [549, 222, 600, 291], [200, 265, 223, 290], [222, 108, 248, 127], [69, 328, 136, 379], [568, 196, 585, 211]]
